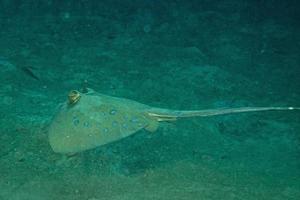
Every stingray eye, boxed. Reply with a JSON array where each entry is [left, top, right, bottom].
[[68, 90, 81, 105]]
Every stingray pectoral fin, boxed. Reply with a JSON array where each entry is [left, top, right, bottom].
[[143, 112, 176, 132], [144, 119, 159, 132]]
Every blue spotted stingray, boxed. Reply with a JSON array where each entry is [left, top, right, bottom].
[[48, 89, 299, 154]]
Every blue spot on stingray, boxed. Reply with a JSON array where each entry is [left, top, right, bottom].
[[83, 122, 89, 127], [130, 118, 139, 123], [112, 121, 118, 127], [110, 109, 117, 115], [122, 123, 128, 128], [73, 118, 80, 126], [103, 128, 109, 133]]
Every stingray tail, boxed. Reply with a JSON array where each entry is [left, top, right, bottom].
[[147, 107, 300, 122]]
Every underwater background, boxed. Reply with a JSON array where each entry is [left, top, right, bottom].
[[0, 0, 300, 199]]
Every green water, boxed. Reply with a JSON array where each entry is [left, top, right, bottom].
[[0, 1, 299, 199]]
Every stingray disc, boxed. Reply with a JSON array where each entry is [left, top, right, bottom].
[[48, 92, 154, 153]]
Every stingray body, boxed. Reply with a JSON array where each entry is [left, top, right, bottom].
[[48, 89, 299, 154]]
